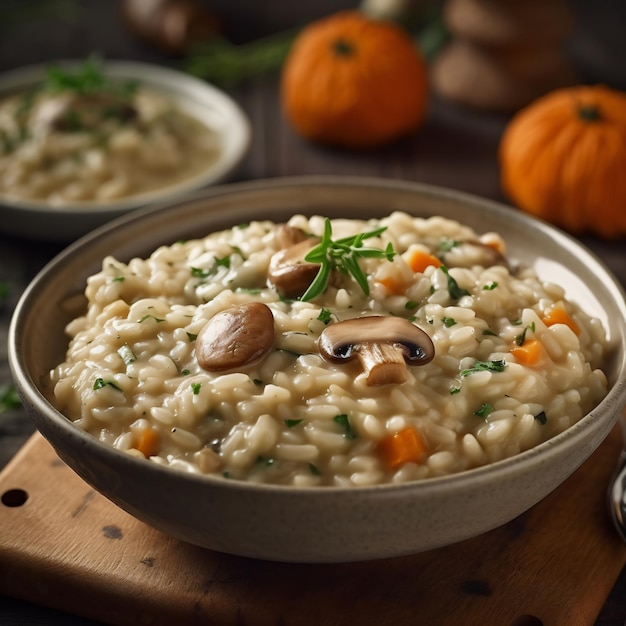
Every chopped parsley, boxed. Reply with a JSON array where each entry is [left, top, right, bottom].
[[474, 403, 495, 419], [441, 265, 470, 300], [333, 414, 357, 439], [442, 316, 457, 327], [191, 382, 202, 395], [186, 332, 197, 341], [534, 411, 547, 425], [460, 359, 506, 377], [438, 238, 460, 253], [284, 418, 303, 428], [309, 463, 321, 476], [317, 308, 334, 325], [93, 377, 122, 391], [515, 322, 536, 346], [483, 281, 498, 290], [138, 314, 165, 323]]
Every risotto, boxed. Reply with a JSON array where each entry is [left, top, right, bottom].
[[0, 59, 220, 205], [49, 211, 609, 487]]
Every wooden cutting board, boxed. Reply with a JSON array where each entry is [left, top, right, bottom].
[[1, 426, 625, 626]]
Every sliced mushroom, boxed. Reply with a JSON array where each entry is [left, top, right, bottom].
[[274, 224, 310, 248], [196, 302, 274, 371], [318, 316, 435, 386], [441, 239, 508, 269], [267, 238, 321, 298]]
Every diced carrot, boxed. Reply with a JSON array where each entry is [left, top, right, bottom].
[[379, 427, 428, 470], [408, 249, 441, 274], [134, 428, 160, 458], [510, 338, 544, 365], [542, 307, 580, 335], [377, 275, 406, 295]]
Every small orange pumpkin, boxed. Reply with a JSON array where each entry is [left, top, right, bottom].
[[280, 10, 428, 149], [499, 84, 626, 238]]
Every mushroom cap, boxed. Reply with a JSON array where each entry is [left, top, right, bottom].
[[196, 302, 275, 372], [267, 239, 320, 298], [318, 316, 435, 365]]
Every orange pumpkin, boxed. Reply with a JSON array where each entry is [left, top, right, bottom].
[[499, 84, 626, 238], [280, 10, 428, 149]]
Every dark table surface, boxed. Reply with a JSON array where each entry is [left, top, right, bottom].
[[1, 1, 625, 624]]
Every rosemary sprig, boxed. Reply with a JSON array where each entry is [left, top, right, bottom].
[[183, 31, 297, 88], [300, 218, 396, 302]]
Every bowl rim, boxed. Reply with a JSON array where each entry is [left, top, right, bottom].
[[9, 175, 626, 497], [0, 59, 252, 215]]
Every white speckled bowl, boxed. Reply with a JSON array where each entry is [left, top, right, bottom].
[[0, 61, 251, 242], [9, 177, 626, 563]]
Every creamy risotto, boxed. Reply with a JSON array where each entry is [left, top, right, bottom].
[[49, 212, 608, 486], [0, 60, 220, 205]]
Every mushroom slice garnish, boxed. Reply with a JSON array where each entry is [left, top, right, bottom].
[[196, 302, 274, 372], [267, 238, 321, 299], [318, 316, 435, 386]]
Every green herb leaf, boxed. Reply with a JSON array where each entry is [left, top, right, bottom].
[[317, 308, 334, 325], [300, 218, 396, 301], [483, 281, 498, 291], [441, 265, 470, 300], [138, 314, 165, 323], [474, 403, 494, 419], [93, 377, 122, 391], [442, 316, 457, 327], [191, 382, 202, 395], [309, 463, 321, 476], [284, 418, 303, 428], [333, 413, 357, 439], [460, 359, 506, 377]]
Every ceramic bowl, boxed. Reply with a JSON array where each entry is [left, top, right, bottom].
[[0, 60, 250, 242], [9, 177, 626, 563]]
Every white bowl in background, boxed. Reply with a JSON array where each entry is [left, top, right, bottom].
[[0, 60, 251, 242]]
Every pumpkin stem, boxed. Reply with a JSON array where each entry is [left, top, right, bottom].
[[578, 105, 601, 122], [332, 38, 354, 57]]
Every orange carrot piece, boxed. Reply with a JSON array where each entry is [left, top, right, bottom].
[[408, 250, 441, 274], [135, 428, 160, 458], [379, 427, 428, 470], [542, 307, 580, 335], [510, 338, 544, 365], [377, 275, 406, 295]]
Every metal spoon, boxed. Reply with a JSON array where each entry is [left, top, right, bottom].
[[608, 419, 626, 543]]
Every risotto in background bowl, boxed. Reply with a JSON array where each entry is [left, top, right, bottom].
[[0, 58, 250, 242], [9, 177, 626, 562]]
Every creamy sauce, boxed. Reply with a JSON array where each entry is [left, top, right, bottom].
[[0, 79, 221, 205]]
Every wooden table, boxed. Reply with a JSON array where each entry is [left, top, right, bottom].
[[0, 1, 625, 624]]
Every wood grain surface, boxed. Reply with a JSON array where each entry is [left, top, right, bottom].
[[1, 426, 624, 626]]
